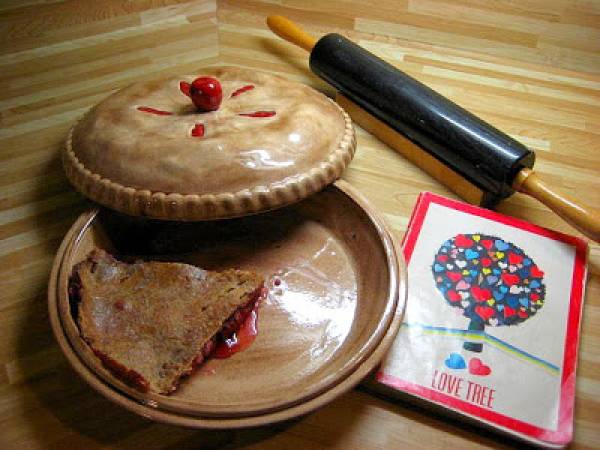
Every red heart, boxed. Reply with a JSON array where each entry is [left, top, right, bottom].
[[504, 306, 516, 318], [471, 286, 492, 302], [508, 253, 523, 265], [518, 310, 529, 318], [469, 358, 491, 376], [475, 306, 494, 321], [501, 273, 520, 286], [455, 234, 474, 248], [530, 265, 544, 278], [530, 292, 540, 301], [437, 254, 449, 263], [447, 290, 461, 302], [446, 271, 462, 282], [481, 257, 492, 267], [481, 240, 493, 250]]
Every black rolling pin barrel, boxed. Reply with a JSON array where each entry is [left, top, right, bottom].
[[309, 34, 535, 204]]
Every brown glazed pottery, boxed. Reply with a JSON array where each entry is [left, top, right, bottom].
[[48, 180, 406, 428]]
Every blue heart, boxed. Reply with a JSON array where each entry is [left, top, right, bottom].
[[518, 268, 530, 278], [465, 277, 473, 282], [434, 263, 444, 272], [465, 249, 479, 260], [446, 282, 452, 288], [493, 290, 504, 301], [519, 297, 529, 307], [470, 269, 478, 277], [486, 275, 498, 284], [445, 352, 466, 370], [530, 280, 541, 289], [523, 258, 532, 266], [497, 304, 504, 311], [493, 268, 501, 275], [500, 286, 508, 293], [495, 239, 510, 251], [439, 287, 447, 294], [508, 297, 519, 308]]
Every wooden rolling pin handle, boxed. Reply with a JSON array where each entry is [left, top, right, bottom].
[[513, 168, 600, 242], [266, 15, 316, 52]]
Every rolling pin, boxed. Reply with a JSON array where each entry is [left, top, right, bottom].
[[267, 15, 600, 242]]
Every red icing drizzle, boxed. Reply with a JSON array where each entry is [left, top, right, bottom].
[[137, 106, 172, 116], [238, 111, 276, 118], [180, 81, 191, 97], [214, 300, 260, 359], [191, 123, 205, 137], [231, 85, 255, 97]]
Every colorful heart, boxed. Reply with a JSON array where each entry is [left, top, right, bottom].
[[486, 275, 498, 284], [480, 240, 493, 250], [456, 280, 470, 291], [475, 305, 494, 321], [465, 249, 479, 260], [530, 265, 544, 278], [472, 286, 492, 301], [447, 290, 461, 302], [445, 352, 466, 370], [508, 252, 524, 265], [495, 240, 509, 251], [455, 234, 474, 248], [501, 273, 520, 286], [434, 263, 444, 272], [446, 271, 462, 282], [504, 306, 516, 318], [469, 357, 491, 376]]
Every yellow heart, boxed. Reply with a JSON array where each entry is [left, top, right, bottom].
[[496, 252, 505, 259], [473, 235, 481, 242], [462, 270, 470, 275], [473, 259, 479, 265], [482, 268, 491, 275], [487, 299, 495, 306]]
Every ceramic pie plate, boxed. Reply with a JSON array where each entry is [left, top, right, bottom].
[[48, 180, 406, 428]]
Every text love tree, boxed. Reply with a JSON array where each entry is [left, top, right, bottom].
[[432, 233, 546, 352]]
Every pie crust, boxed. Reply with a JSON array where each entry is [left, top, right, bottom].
[[63, 67, 356, 220]]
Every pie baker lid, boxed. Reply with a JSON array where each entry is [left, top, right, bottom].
[[63, 66, 356, 221]]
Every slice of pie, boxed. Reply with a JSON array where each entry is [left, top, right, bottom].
[[69, 249, 265, 394]]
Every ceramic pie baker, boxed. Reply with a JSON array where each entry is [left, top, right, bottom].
[[63, 66, 356, 220]]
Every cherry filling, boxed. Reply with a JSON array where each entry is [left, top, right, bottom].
[[136, 106, 173, 116], [191, 123, 205, 137], [238, 111, 276, 118], [230, 85, 255, 97]]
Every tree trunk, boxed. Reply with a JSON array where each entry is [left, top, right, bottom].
[[463, 319, 484, 352]]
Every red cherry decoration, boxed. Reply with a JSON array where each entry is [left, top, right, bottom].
[[189, 77, 222, 112]]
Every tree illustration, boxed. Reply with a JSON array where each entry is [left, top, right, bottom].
[[432, 233, 546, 352]]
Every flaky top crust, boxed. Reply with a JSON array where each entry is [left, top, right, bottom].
[[64, 67, 356, 220]]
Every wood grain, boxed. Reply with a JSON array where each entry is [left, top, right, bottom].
[[1, 0, 599, 449]]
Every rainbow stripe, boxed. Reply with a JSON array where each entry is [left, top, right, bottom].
[[402, 322, 560, 376]]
